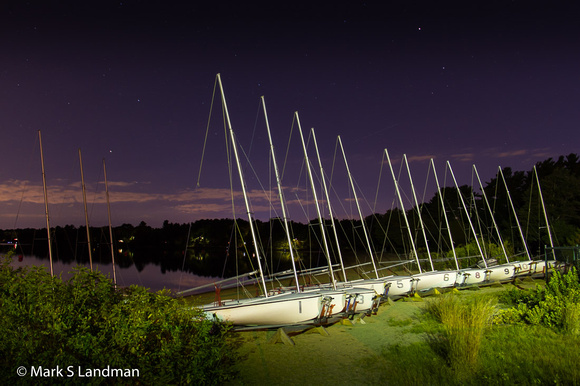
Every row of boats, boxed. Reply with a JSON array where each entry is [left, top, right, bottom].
[[200, 258, 560, 329], [188, 74, 559, 330]]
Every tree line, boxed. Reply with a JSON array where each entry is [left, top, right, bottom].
[[2, 154, 579, 276]]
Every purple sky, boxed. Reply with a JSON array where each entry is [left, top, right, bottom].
[[1, 1, 579, 229]]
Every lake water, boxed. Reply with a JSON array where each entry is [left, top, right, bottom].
[[4, 248, 404, 295], [6, 254, 221, 294]]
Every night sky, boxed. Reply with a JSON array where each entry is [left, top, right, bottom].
[[1, 1, 579, 229]]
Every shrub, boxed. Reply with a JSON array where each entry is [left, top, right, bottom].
[[0, 255, 238, 384], [494, 268, 580, 333]]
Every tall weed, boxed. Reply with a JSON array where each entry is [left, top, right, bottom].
[[425, 294, 496, 379]]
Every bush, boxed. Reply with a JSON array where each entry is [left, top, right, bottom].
[[0, 255, 238, 384], [494, 268, 580, 333]]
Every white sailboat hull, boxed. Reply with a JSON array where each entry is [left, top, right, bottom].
[[487, 264, 516, 282], [202, 291, 325, 326], [456, 268, 489, 286], [280, 284, 376, 315], [530, 260, 558, 275], [343, 287, 379, 314], [413, 271, 458, 292], [300, 288, 347, 316], [274, 285, 353, 316], [348, 278, 390, 298], [511, 260, 535, 276], [381, 275, 415, 296]]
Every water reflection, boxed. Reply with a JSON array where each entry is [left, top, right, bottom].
[[8, 255, 221, 293], [5, 245, 396, 294]]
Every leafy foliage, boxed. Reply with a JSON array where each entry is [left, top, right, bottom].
[[495, 268, 580, 333], [0, 255, 238, 384]]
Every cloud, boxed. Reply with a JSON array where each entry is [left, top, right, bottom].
[[450, 153, 475, 162], [0, 177, 303, 227], [493, 149, 528, 158], [529, 148, 553, 159], [405, 154, 436, 163]]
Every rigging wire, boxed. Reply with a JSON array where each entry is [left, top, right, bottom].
[[196, 77, 218, 188]]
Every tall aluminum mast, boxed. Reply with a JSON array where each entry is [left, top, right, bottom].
[[261, 96, 300, 291], [296, 113, 337, 289], [385, 149, 422, 273], [403, 154, 434, 271], [338, 136, 379, 279], [103, 158, 117, 287], [312, 130, 347, 282], [447, 161, 487, 268], [79, 148, 93, 271], [216, 74, 268, 296], [473, 165, 509, 262], [430, 159, 459, 270], [498, 167, 531, 260], [39, 130, 54, 277]]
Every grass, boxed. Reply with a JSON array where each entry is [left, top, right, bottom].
[[227, 279, 580, 385], [381, 324, 580, 385]]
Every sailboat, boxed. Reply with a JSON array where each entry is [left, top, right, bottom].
[[447, 162, 515, 283], [529, 165, 559, 275], [296, 138, 414, 300], [200, 74, 329, 328], [327, 136, 400, 300], [266, 126, 385, 316], [258, 106, 348, 320], [498, 165, 558, 276], [385, 150, 457, 292], [426, 159, 489, 287], [309, 131, 384, 313], [472, 165, 520, 279]]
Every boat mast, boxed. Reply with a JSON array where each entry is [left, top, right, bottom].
[[312, 130, 347, 282], [216, 74, 268, 297], [430, 159, 460, 270], [447, 161, 488, 268], [38, 130, 54, 277], [403, 154, 434, 271], [533, 165, 556, 257], [78, 148, 93, 271], [103, 158, 117, 288], [261, 96, 301, 291], [473, 165, 509, 262], [498, 167, 531, 260], [338, 136, 379, 279], [296, 113, 337, 289], [385, 149, 422, 273]]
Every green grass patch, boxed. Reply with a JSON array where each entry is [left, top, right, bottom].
[[375, 277, 580, 385], [379, 323, 580, 385], [385, 317, 414, 327]]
